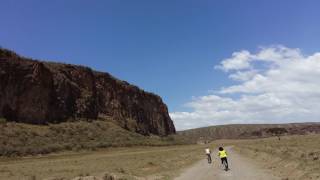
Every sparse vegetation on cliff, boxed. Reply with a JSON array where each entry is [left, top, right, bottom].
[[0, 118, 6, 124]]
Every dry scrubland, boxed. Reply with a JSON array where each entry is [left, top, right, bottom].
[[0, 120, 319, 180], [0, 119, 198, 180], [0, 144, 207, 180], [233, 134, 320, 180], [0, 120, 188, 157]]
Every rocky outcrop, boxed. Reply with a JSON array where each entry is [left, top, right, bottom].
[[0, 48, 175, 136]]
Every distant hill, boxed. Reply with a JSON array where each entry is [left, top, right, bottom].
[[0, 48, 175, 136], [178, 123, 320, 143]]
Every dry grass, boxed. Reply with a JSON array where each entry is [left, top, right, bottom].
[[0, 144, 207, 180], [0, 120, 201, 180], [2, 119, 318, 180], [0, 121, 189, 157], [233, 134, 320, 180]]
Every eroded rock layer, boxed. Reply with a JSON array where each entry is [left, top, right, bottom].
[[0, 49, 175, 136]]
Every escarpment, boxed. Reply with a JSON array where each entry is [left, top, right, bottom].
[[0, 48, 175, 136]]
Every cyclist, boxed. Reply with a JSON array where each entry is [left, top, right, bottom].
[[205, 147, 212, 164], [218, 147, 229, 170]]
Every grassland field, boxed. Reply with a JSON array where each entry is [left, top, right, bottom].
[[233, 134, 320, 180], [0, 132, 319, 180], [0, 144, 207, 180]]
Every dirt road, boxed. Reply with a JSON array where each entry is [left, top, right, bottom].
[[175, 147, 281, 180]]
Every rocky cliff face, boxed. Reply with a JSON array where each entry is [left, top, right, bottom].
[[0, 48, 175, 136]]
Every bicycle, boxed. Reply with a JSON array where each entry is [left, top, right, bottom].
[[222, 158, 229, 171], [206, 154, 212, 164]]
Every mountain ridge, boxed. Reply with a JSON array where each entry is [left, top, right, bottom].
[[178, 122, 320, 143]]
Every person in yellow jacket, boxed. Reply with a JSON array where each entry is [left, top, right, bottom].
[[218, 147, 229, 170]]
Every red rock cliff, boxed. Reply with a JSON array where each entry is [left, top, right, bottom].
[[0, 49, 176, 136]]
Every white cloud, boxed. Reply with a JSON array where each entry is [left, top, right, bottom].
[[171, 45, 320, 130], [228, 70, 258, 81], [215, 50, 252, 71], [255, 45, 302, 62]]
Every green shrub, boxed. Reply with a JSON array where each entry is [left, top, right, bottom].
[[0, 117, 7, 124]]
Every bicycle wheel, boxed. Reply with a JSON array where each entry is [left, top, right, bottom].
[[207, 155, 212, 164], [223, 161, 228, 171]]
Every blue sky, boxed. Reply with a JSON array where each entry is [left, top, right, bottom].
[[2, 0, 320, 129]]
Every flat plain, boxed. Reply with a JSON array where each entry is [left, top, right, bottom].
[[0, 134, 319, 180]]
